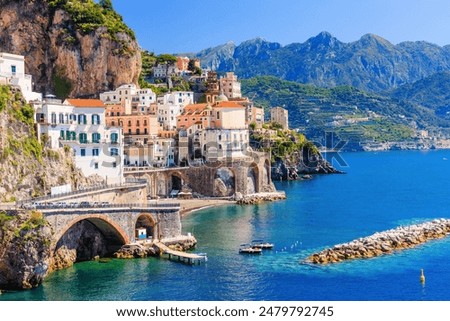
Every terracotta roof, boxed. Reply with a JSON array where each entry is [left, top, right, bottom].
[[66, 99, 105, 108], [214, 101, 245, 108]]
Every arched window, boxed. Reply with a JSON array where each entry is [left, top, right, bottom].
[[59, 113, 64, 124]]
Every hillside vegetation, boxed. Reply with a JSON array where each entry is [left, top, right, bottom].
[[242, 76, 449, 149]]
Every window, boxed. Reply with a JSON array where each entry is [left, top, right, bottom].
[[110, 148, 119, 156], [60, 130, 65, 139], [111, 121, 115, 126], [217, 112, 220, 119], [51, 113, 56, 124], [144, 128, 148, 134], [78, 114, 87, 125], [92, 148, 99, 156], [92, 133, 101, 143], [80, 148, 86, 157], [79, 133, 87, 144], [128, 129, 131, 134], [136, 120, 140, 126], [94, 162, 99, 169], [110, 112, 114, 116], [59, 113, 64, 124], [111, 132, 118, 143], [136, 128, 140, 135], [128, 120, 131, 126], [92, 114, 100, 125], [112, 162, 117, 168], [11, 65, 16, 74], [144, 119, 147, 126]]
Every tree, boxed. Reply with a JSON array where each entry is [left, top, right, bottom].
[[99, 0, 113, 10], [156, 54, 177, 65]]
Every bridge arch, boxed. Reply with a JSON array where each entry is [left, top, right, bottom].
[[168, 171, 188, 195], [53, 214, 130, 251], [135, 213, 156, 241], [214, 167, 236, 196], [247, 162, 260, 194]]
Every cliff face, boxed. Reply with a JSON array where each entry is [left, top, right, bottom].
[[0, 0, 141, 98], [0, 210, 52, 290]]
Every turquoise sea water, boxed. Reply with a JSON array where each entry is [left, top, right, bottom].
[[3, 150, 450, 301]]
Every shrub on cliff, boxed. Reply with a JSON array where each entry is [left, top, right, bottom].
[[47, 0, 135, 40]]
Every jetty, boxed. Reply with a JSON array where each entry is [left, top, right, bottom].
[[306, 219, 450, 264], [154, 242, 207, 265]]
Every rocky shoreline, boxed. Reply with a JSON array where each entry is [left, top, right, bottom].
[[236, 192, 287, 205], [306, 219, 450, 264]]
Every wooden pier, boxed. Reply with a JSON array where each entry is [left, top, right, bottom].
[[154, 242, 207, 265]]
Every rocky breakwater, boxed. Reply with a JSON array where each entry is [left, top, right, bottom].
[[306, 219, 450, 264], [236, 192, 287, 205]]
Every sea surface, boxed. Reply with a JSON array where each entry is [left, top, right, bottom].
[[3, 150, 450, 301]]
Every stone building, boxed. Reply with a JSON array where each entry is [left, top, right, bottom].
[[270, 106, 289, 129]]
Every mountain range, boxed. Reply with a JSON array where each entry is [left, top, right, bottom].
[[194, 32, 450, 93]]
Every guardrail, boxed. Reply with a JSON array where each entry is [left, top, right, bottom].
[[17, 178, 148, 205], [22, 202, 180, 210]]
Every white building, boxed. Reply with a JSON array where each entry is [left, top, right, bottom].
[[125, 137, 175, 168], [34, 98, 124, 183], [157, 91, 194, 130], [99, 84, 156, 108], [152, 64, 178, 79], [0, 52, 42, 102], [199, 128, 249, 162]]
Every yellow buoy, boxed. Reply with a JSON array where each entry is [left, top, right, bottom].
[[420, 269, 425, 283]]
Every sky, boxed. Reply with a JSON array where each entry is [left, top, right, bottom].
[[112, 0, 450, 54]]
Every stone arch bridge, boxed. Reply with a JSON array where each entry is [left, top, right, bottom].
[[40, 203, 181, 252], [124, 152, 274, 198]]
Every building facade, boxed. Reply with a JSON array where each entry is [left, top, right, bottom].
[[157, 91, 194, 130], [219, 72, 241, 99], [270, 106, 289, 129], [0, 52, 41, 102], [34, 98, 124, 183], [99, 84, 156, 108]]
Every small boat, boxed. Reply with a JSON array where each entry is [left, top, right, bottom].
[[251, 239, 274, 249], [239, 244, 262, 254]]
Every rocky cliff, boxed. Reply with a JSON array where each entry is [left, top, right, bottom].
[[0, 0, 141, 98], [0, 210, 52, 290]]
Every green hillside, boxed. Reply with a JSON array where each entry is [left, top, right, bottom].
[[242, 76, 449, 149]]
